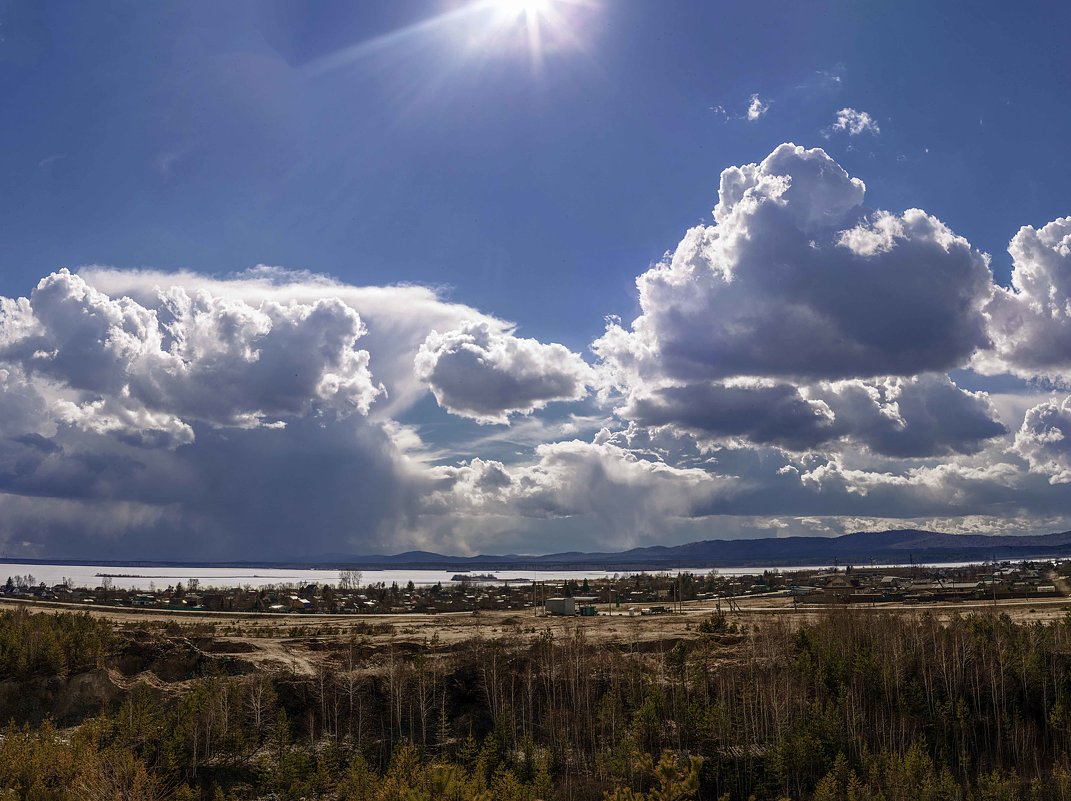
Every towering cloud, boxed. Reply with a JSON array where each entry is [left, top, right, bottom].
[[592, 144, 1001, 462], [78, 266, 500, 418], [5, 269, 383, 433], [980, 217, 1071, 381], [0, 268, 497, 559], [595, 145, 993, 386]]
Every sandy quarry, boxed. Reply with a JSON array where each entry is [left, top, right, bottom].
[[5, 592, 1071, 724], [6, 591, 1071, 657]]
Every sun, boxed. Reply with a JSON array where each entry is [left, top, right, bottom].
[[478, 0, 578, 72], [485, 0, 555, 35], [305, 0, 594, 81], [490, 0, 552, 16]]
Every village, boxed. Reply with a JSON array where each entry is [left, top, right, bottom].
[[1, 558, 1066, 616]]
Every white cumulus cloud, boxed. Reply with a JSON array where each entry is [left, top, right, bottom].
[[415, 320, 593, 424], [594, 144, 993, 389], [2, 143, 1071, 559], [426, 439, 732, 550], [76, 265, 501, 418], [1014, 396, 1071, 484], [978, 217, 1071, 382], [0, 267, 505, 559], [2, 269, 384, 432]]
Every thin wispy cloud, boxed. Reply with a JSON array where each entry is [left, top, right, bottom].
[[711, 93, 770, 122]]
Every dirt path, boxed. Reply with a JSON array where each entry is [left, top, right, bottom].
[[239, 639, 320, 676]]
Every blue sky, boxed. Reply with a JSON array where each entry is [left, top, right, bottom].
[[1, 0, 1070, 560]]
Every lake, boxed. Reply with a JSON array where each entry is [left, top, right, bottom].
[[0, 559, 982, 591]]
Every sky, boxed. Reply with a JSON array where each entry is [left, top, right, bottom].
[[0, 0, 1070, 561]]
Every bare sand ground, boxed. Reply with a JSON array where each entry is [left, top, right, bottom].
[[5, 593, 1071, 681], [5, 592, 1071, 646]]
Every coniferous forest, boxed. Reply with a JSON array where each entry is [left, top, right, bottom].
[[6, 607, 1071, 800]]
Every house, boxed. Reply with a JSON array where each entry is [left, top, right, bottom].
[[545, 597, 576, 616]]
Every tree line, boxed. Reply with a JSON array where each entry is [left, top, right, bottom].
[[6, 608, 1071, 799]]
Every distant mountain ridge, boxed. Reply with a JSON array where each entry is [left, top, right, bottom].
[[328, 528, 1071, 570], [9, 529, 1071, 571]]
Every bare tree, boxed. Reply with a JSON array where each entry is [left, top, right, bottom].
[[339, 569, 363, 590], [246, 674, 274, 740]]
